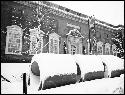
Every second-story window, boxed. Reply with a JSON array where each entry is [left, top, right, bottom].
[[5, 25, 23, 55]]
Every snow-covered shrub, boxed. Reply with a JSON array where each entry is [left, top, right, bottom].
[[38, 76, 124, 94], [110, 69, 124, 78], [84, 71, 104, 81], [29, 53, 78, 90], [31, 61, 40, 76], [73, 54, 104, 81], [98, 55, 124, 78], [42, 73, 78, 90]]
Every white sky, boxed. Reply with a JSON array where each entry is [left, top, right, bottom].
[[49, 1, 124, 26]]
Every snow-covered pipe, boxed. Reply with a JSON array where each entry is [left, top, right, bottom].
[[97, 55, 124, 78], [73, 54, 104, 81], [29, 53, 78, 90]]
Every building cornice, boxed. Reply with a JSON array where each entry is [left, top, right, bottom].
[[13, 1, 88, 24], [13, 1, 124, 31]]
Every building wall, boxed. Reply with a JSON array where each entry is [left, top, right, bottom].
[[95, 26, 112, 55], [53, 13, 89, 54], [1, 1, 123, 63]]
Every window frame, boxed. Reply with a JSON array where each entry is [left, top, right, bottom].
[[49, 32, 60, 54], [5, 25, 23, 55], [97, 41, 103, 55]]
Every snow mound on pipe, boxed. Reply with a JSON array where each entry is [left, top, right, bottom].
[[30, 53, 78, 90]]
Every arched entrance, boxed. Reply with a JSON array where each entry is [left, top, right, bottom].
[[71, 45, 77, 55]]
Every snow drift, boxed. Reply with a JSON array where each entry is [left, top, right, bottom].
[[30, 53, 79, 90], [32, 74, 124, 94], [1, 55, 124, 94], [1, 80, 23, 94], [1, 63, 30, 94], [1, 63, 29, 83], [97, 55, 124, 78]]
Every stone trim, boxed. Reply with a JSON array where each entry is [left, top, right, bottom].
[[29, 28, 44, 55], [49, 32, 60, 54]]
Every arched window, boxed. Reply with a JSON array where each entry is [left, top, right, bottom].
[[49, 32, 60, 54], [66, 29, 83, 54], [29, 28, 44, 55], [105, 43, 111, 55], [5, 25, 23, 55], [97, 41, 103, 55], [112, 44, 117, 56]]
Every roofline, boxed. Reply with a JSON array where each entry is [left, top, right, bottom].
[[12, 1, 124, 31]]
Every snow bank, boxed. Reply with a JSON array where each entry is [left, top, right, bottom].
[[98, 55, 124, 71], [1, 80, 23, 94], [31, 75, 124, 94], [1, 63, 30, 94], [1, 63, 30, 83], [27, 69, 40, 92], [73, 54, 104, 80], [30, 53, 77, 90], [97, 55, 124, 77]]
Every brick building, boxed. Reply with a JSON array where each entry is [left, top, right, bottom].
[[1, 1, 124, 62]]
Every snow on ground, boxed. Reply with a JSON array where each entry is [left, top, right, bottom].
[[1, 55, 124, 94], [98, 55, 124, 71], [2, 73, 124, 94], [1, 63, 30, 94], [1, 80, 23, 94], [29, 76, 124, 94], [98, 55, 124, 77], [1, 63, 30, 82], [28, 68, 41, 92]]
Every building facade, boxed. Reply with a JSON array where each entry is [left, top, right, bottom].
[[1, 1, 124, 62]]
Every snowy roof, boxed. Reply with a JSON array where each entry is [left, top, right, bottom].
[[13, 1, 124, 32], [95, 20, 124, 31]]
